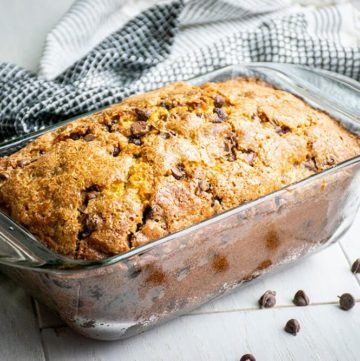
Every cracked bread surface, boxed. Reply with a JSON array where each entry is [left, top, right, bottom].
[[0, 78, 359, 260]]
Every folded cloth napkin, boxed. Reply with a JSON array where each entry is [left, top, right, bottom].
[[0, 0, 359, 142]]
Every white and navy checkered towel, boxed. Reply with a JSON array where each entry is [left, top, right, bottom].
[[0, 0, 359, 142]]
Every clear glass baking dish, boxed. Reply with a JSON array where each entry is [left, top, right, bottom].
[[0, 63, 360, 340]]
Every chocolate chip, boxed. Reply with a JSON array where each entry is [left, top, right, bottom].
[[304, 157, 317, 172], [112, 146, 121, 157], [274, 124, 291, 135], [130, 121, 149, 137], [17, 159, 31, 168], [84, 134, 96, 142], [224, 133, 237, 152], [338, 293, 355, 310], [136, 108, 152, 121], [293, 290, 310, 306], [111, 114, 120, 123], [224, 132, 237, 161], [213, 107, 228, 122], [70, 132, 81, 140], [0, 173, 9, 181], [214, 94, 225, 108], [325, 156, 336, 166], [258, 290, 276, 308], [86, 184, 101, 192], [129, 137, 142, 146], [284, 319, 300, 335], [351, 258, 360, 273], [240, 354, 256, 361], [104, 123, 113, 133], [86, 192, 98, 202], [79, 229, 91, 240], [171, 165, 186, 180], [142, 205, 153, 223], [211, 196, 222, 207], [160, 102, 172, 110], [257, 110, 269, 123]]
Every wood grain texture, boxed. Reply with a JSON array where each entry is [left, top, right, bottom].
[[0, 274, 45, 361]]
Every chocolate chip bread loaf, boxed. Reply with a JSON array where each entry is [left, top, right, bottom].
[[0, 78, 359, 260]]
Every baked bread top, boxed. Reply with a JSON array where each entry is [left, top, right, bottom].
[[0, 78, 359, 260]]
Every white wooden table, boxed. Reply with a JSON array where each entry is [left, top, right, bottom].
[[1, 209, 360, 361]]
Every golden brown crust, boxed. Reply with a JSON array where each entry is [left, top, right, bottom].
[[0, 78, 359, 259]]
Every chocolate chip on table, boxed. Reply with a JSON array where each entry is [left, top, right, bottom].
[[112, 146, 121, 157], [284, 319, 300, 336], [258, 290, 276, 308], [16, 159, 31, 168], [129, 137, 142, 146], [351, 258, 360, 273], [84, 134, 96, 142], [240, 354, 256, 361], [136, 108, 152, 121], [293, 290, 310, 306], [130, 121, 149, 137], [213, 107, 228, 122], [171, 165, 186, 180], [338, 293, 355, 311], [214, 94, 225, 108]]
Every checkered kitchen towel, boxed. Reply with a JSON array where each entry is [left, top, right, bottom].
[[0, 0, 359, 142]]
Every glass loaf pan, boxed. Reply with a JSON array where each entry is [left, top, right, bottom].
[[0, 63, 360, 341]]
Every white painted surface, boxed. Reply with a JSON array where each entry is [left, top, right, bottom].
[[41, 305, 360, 361]]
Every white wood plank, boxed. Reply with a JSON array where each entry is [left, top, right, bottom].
[[41, 303, 360, 361], [0, 273, 45, 361], [198, 242, 360, 313]]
